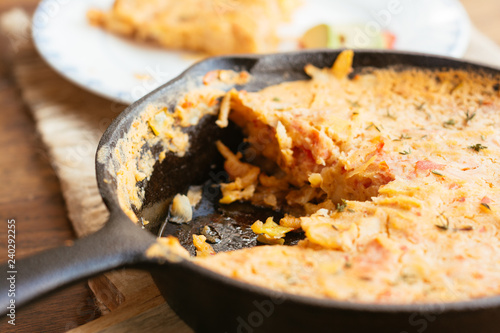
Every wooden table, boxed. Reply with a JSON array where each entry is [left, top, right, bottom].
[[0, 0, 102, 331], [0, 0, 499, 332]]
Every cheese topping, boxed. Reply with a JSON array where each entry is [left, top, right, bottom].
[[193, 51, 500, 304]]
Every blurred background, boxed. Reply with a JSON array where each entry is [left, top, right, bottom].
[[0, 0, 499, 332], [463, 0, 500, 43]]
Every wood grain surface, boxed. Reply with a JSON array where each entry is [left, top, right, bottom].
[[0, 1, 101, 332], [0, 0, 498, 332]]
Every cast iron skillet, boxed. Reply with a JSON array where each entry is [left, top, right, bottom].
[[2, 50, 500, 333]]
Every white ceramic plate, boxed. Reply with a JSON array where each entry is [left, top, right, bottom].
[[32, 0, 471, 104]]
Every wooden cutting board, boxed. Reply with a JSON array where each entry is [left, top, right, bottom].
[[69, 271, 193, 332]]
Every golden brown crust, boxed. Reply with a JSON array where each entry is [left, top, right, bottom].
[[195, 54, 500, 303], [88, 0, 301, 55]]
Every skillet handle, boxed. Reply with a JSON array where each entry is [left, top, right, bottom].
[[0, 210, 156, 315]]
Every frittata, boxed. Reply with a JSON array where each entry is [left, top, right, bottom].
[[191, 51, 500, 304]]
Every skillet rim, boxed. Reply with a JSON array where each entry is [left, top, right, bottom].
[[96, 49, 500, 314]]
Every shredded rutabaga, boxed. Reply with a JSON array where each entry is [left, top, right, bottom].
[[186, 50, 500, 304]]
